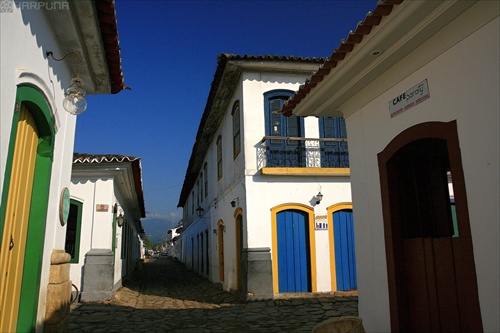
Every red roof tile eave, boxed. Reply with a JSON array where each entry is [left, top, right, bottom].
[[281, 0, 404, 117], [177, 53, 325, 208], [95, 0, 125, 94]]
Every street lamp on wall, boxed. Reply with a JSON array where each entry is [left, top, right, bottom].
[[46, 51, 88, 115], [196, 206, 204, 218], [315, 192, 323, 205], [230, 197, 239, 208], [117, 212, 124, 227]]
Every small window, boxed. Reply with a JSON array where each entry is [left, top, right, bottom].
[[264, 90, 304, 146], [200, 172, 204, 202], [191, 191, 195, 215], [232, 101, 241, 158], [319, 117, 347, 142], [196, 180, 200, 207], [65, 199, 83, 263], [319, 117, 349, 168], [217, 135, 223, 180], [204, 163, 208, 197]]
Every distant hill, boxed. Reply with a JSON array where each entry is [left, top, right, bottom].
[[142, 218, 175, 244]]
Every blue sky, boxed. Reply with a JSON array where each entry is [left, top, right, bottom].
[[74, 0, 378, 240]]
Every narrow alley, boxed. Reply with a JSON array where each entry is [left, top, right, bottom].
[[69, 257, 358, 332]]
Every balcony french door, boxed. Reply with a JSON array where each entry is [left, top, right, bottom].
[[265, 90, 305, 167]]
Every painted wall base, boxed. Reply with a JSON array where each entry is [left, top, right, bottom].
[[80, 249, 114, 302], [242, 247, 273, 300]]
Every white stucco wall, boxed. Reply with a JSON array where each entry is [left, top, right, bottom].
[[70, 171, 144, 292], [68, 180, 95, 291], [343, 8, 499, 332], [69, 178, 115, 290], [1, 6, 78, 329], [181, 68, 354, 293]]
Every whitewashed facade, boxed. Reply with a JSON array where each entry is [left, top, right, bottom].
[[166, 225, 183, 260], [69, 154, 146, 300], [0, 1, 125, 331], [287, 1, 499, 332], [178, 55, 355, 299]]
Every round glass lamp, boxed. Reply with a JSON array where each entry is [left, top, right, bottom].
[[63, 77, 87, 115]]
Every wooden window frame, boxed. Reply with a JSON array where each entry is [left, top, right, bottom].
[[232, 101, 241, 159], [217, 135, 223, 180], [65, 199, 83, 264]]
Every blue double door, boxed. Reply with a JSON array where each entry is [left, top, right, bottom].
[[277, 210, 311, 292], [333, 209, 357, 291]]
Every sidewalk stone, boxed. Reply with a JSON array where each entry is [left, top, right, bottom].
[[69, 257, 358, 332]]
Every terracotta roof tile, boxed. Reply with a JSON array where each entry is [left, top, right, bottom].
[[95, 0, 126, 94], [177, 54, 324, 207], [282, 0, 404, 116]]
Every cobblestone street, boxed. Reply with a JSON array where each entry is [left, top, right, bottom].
[[69, 257, 358, 332]]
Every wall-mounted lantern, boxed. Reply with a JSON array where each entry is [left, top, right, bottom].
[[315, 192, 323, 205], [46, 51, 88, 115], [196, 206, 204, 218], [117, 213, 124, 227], [230, 197, 239, 208]]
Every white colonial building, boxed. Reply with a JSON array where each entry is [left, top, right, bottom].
[[284, 0, 499, 332], [0, 1, 126, 331], [166, 223, 183, 260], [177, 54, 356, 299], [69, 153, 146, 302]]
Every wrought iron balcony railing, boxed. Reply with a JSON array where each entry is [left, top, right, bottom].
[[258, 136, 349, 169]]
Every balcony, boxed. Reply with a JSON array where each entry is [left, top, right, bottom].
[[257, 136, 349, 175]]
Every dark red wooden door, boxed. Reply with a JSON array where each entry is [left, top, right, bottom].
[[378, 122, 482, 333]]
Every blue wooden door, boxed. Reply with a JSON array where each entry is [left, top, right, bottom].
[[277, 210, 311, 292], [333, 209, 357, 291]]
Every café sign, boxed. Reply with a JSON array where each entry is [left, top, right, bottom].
[[389, 79, 430, 118]]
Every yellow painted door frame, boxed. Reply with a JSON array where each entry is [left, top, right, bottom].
[[0, 105, 39, 332], [234, 208, 243, 291], [327, 202, 353, 292]]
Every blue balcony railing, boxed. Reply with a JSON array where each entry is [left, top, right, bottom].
[[258, 136, 349, 169]]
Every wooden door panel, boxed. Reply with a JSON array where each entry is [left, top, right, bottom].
[[218, 225, 224, 281], [0, 106, 38, 332], [277, 210, 310, 292], [379, 124, 483, 332], [433, 238, 460, 333], [333, 210, 357, 291]]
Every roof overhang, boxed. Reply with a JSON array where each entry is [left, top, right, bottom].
[[284, 0, 480, 118], [72, 153, 145, 218], [43, 0, 125, 94], [177, 54, 323, 207]]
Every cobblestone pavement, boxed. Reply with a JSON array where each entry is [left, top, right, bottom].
[[69, 257, 358, 332]]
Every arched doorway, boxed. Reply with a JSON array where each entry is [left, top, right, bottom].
[[0, 86, 55, 332], [271, 204, 316, 293], [378, 121, 482, 332], [234, 208, 243, 291]]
